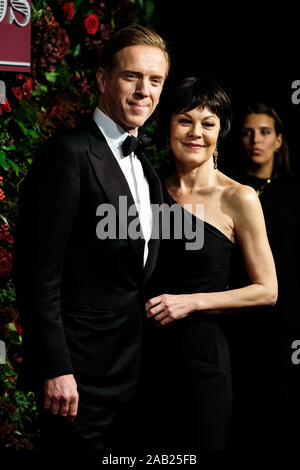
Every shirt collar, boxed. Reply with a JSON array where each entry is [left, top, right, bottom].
[[92, 107, 138, 153]]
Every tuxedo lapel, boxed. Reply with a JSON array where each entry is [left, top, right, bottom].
[[85, 118, 145, 270], [137, 150, 163, 281]]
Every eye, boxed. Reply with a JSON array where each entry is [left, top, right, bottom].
[[124, 73, 137, 80], [241, 129, 252, 138], [178, 118, 192, 124], [203, 121, 215, 128], [151, 78, 162, 85], [261, 129, 271, 136]]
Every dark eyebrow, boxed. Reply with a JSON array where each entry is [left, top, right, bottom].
[[242, 126, 272, 131], [177, 111, 192, 117], [203, 115, 217, 120], [178, 111, 217, 119]]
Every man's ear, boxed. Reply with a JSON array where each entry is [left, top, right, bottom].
[[96, 67, 106, 93]]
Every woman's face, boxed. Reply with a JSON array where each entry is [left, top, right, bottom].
[[241, 113, 282, 168], [169, 106, 220, 167]]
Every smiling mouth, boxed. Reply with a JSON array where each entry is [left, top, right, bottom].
[[130, 102, 148, 109], [183, 143, 206, 149]]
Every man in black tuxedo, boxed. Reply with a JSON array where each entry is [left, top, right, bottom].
[[14, 24, 169, 462]]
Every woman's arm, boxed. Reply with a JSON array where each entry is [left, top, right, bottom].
[[146, 185, 278, 326]]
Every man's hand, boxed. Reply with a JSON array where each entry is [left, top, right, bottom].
[[44, 374, 79, 421]]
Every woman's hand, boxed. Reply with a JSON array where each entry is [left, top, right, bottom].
[[145, 294, 197, 326]]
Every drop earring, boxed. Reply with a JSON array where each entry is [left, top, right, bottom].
[[213, 148, 218, 169]]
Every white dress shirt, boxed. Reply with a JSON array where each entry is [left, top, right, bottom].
[[93, 107, 153, 266]]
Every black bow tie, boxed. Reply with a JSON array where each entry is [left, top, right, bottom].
[[122, 134, 152, 158]]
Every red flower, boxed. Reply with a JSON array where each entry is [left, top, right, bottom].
[[0, 247, 13, 276], [1, 232, 14, 244], [11, 87, 23, 101], [16, 73, 24, 80], [22, 77, 33, 99], [62, 1, 74, 21], [31, 21, 70, 74], [13, 321, 22, 335], [0, 98, 11, 113], [50, 103, 69, 120], [84, 13, 99, 35]]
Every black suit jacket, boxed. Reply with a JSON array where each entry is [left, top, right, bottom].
[[14, 116, 163, 403]]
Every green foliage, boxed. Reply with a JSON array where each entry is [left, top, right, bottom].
[[133, 0, 155, 25], [0, 282, 16, 308], [141, 119, 168, 173]]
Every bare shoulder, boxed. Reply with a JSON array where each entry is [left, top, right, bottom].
[[218, 172, 260, 214]]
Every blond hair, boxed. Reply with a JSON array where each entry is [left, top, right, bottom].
[[99, 24, 170, 75]]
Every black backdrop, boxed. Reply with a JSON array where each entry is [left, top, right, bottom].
[[152, 1, 300, 176]]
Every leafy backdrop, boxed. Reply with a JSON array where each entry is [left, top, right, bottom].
[[0, 0, 159, 451]]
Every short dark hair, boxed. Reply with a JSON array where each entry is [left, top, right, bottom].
[[241, 102, 291, 178], [99, 24, 170, 75], [160, 76, 232, 140]]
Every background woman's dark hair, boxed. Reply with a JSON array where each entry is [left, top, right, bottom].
[[240, 102, 291, 179], [159, 76, 232, 141]]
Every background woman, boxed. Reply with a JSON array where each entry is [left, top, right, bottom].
[[227, 103, 300, 450], [144, 79, 277, 452]]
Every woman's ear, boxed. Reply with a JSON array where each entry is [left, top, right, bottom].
[[275, 133, 283, 151]]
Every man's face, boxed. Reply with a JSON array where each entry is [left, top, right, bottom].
[[97, 45, 168, 135]]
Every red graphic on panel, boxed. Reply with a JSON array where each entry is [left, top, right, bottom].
[[0, 1, 31, 72]]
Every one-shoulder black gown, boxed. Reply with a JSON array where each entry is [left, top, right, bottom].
[[145, 189, 235, 451]]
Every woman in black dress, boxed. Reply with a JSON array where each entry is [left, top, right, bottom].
[[227, 103, 300, 450], [145, 78, 277, 452]]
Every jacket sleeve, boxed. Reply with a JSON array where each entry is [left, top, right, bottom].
[[14, 133, 81, 381]]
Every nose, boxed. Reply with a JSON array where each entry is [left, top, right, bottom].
[[252, 129, 261, 144], [189, 121, 203, 137], [134, 78, 150, 97]]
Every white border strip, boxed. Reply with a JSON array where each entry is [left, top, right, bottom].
[[0, 60, 31, 66]]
